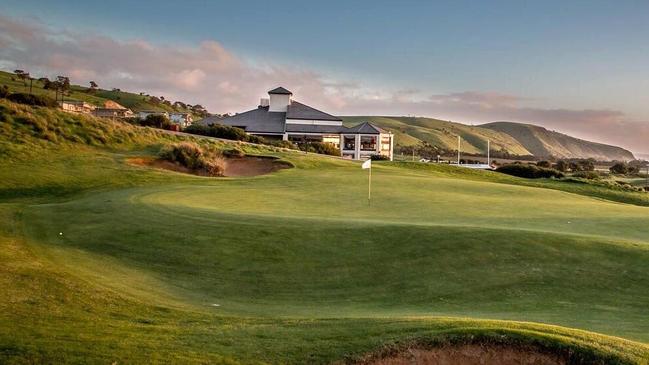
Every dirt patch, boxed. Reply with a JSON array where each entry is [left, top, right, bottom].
[[358, 344, 568, 365], [128, 156, 291, 177]]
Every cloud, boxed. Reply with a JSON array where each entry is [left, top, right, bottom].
[[1, 15, 648, 154]]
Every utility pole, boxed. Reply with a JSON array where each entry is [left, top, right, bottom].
[[487, 139, 490, 167], [457, 136, 461, 165]]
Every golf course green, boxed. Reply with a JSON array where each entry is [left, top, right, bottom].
[[1, 101, 648, 364]]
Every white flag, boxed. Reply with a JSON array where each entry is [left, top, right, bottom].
[[362, 159, 372, 169]]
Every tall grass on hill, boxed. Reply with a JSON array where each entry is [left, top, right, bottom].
[[0, 99, 168, 157]]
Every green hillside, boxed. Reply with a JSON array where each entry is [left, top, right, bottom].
[[343, 116, 532, 156], [0, 70, 200, 116], [482, 121, 635, 161], [343, 116, 635, 161], [1, 100, 649, 364]]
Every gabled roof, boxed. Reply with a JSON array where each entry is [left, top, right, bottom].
[[268, 86, 292, 95], [214, 106, 286, 134], [286, 100, 342, 121], [344, 122, 387, 135], [286, 124, 347, 134]]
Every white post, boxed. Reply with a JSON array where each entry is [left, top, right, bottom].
[[457, 136, 461, 165], [355, 134, 361, 160]]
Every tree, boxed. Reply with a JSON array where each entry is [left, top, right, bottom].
[[88, 81, 98, 93], [38, 77, 52, 89], [578, 158, 596, 172], [14, 70, 26, 86], [609, 162, 629, 175], [56, 76, 70, 100], [14, 70, 31, 92], [554, 160, 568, 172], [537, 160, 551, 168], [568, 161, 581, 172]]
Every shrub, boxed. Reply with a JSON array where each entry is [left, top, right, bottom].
[[554, 160, 568, 172], [268, 140, 296, 149], [536, 160, 551, 168], [572, 170, 600, 180], [0, 85, 9, 98], [496, 163, 564, 179], [184, 123, 257, 142], [299, 142, 340, 156], [159, 142, 224, 176], [7, 93, 57, 107], [370, 154, 390, 161], [610, 162, 629, 175]]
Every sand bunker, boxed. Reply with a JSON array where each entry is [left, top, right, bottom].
[[223, 156, 292, 177], [358, 344, 568, 365], [128, 156, 291, 177]]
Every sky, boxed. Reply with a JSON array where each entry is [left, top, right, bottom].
[[1, 0, 649, 154]]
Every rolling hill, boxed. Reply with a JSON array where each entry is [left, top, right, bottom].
[[343, 116, 635, 161], [1, 100, 648, 363], [481, 121, 635, 161], [343, 116, 532, 156]]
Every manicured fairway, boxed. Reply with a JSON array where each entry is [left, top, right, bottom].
[[1, 103, 648, 363]]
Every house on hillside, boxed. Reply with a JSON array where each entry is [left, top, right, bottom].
[[169, 112, 193, 127], [138, 110, 169, 120], [199, 87, 393, 160], [59, 101, 95, 114], [93, 101, 134, 118]]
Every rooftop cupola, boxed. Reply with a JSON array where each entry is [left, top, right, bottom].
[[268, 86, 292, 112]]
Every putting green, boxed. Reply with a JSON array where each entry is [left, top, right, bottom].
[[20, 159, 649, 341]]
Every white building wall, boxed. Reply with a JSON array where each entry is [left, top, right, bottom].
[[269, 94, 291, 112]]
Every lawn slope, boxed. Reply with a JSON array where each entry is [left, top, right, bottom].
[[1, 101, 648, 364]]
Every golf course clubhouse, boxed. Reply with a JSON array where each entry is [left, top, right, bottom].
[[202, 87, 394, 160]]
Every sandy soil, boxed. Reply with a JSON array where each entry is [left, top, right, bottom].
[[360, 344, 567, 365], [128, 156, 291, 177], [223, 156, 291, 177]]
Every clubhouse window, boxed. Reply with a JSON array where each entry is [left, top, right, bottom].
[[343, 135, 355, 150], [361, 136, 377, 151]]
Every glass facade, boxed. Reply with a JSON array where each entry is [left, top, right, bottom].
[[361, 136, 377, 151]]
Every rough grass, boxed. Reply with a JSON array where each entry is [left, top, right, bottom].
[[0, 102, 648, 364]]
